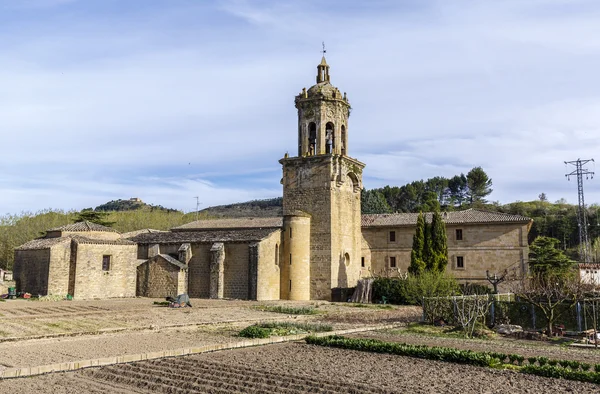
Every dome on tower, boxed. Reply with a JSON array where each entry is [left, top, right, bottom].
[[306, 81, 343, 100]]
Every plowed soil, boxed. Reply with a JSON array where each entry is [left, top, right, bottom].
[[0, 342, 597, 393]]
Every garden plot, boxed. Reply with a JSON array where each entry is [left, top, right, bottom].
[[0, 342, 598, 393]]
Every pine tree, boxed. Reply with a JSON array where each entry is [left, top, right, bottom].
[[430, 210, 448, 272], [409, 212, 426, 275]]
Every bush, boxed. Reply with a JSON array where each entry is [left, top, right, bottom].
[[372, 277, 409, 305], [252, 305, 318, 315], [238, 325, 270, 338]]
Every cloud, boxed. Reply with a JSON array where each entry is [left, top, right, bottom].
[[1, 0, 600, 215]]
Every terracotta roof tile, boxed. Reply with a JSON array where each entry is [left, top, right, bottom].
[[173, 217, 283, 231], [131, 228, 279, 244], [361, 209, 531, 227], [15, 237, 71, 250], [121, 229, 167, 239], [48, 221, 118, 233]]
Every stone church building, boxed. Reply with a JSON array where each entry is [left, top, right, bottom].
[[13, 57, 532, 300]]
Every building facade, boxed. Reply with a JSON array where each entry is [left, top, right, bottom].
[[13, 57, 532, 300]]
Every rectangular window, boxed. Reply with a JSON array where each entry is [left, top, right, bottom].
[[456, 256, 464, 269], [289, 280, 292, 292], [456, 229, 463, 241], [389, 256, 397, 268], [102, 255, 111, 271], [290, 227, 293, 238], [289, 253, 292, 265], [389, 231, 396, 242], [361, 257, 365, 268]]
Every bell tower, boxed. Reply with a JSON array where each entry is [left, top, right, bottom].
[[280, 56, 365, 300]]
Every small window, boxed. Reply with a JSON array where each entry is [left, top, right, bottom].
[[456, 229, 463, 241], [456, 256, 464, 269], [290, 253, 292, 265], [275, 244, 279, 266], [102, 255, 111, 271], [361, 257, 365, 268], [289, 280, 292, 292], [389, 256, 397, 268], [290, 227, 293, 239], [389, 231, 396, 242]]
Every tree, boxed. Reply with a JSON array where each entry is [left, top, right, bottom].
[[361, 189, 392, 214], [539, 193, 548, 202], [529, 236, 574, 276], [73, 210, 115, 227], [409, 212, 426, 275], [466, 167, 493, 205], [510, 272, 591, 336], [423, 217, 434, 271], [430, 211, 448, 272], [448, 174, 468, 207]]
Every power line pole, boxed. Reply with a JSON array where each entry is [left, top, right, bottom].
[[194, 196, 202, 221], [565, 158, 595, 263]]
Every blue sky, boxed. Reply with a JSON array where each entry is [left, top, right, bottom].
[[1, 0, 599, 214]]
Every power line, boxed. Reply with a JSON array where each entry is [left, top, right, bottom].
[[194, 196, 202, 221], [565, 158, 595, 263]]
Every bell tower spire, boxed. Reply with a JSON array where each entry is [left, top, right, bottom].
[[316, 42, 330, 83]]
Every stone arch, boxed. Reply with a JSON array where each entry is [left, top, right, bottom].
[[326, 122, 334, 154], [308, 122, 317, 155], [347, 172, 360, 193]]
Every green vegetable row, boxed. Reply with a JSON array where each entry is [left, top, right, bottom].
[[306, 335, 600, 385]]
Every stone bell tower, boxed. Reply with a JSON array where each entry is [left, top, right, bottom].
[[279, 56, 365, 300]]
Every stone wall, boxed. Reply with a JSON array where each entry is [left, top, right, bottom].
[[223, 243, 249, 299], [136, 257, 185, 298], [188, 244, 211, 298], [72, 242, 138, 299], [256, 230, 281, 300], [13, 249, 52, 295], [362, 222, 529, 281]]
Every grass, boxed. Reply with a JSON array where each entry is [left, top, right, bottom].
[[252, 305, 319, 315], [239, 321, 333, 338]]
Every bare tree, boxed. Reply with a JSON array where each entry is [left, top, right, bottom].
[[509, 272, 593, 336], [452, 295, 492, 338]]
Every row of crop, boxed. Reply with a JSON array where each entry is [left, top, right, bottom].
[[239, 322, 333, 338], [305, 335, 600, 385]]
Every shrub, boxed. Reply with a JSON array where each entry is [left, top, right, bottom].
[[536, 356, 548, 367], [372, 277, 409, 305], [527, 357, 537, 366], [581, 363, 591, 371], [238, 325, 270, 338], [548, 359, 558, 366]]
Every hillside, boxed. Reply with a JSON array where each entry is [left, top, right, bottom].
[[93, 198, 179, 213], [199, 197, 282, 218]]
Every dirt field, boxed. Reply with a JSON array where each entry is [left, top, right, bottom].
[[0, 298, 420, 369], [0, 342, 597, 393]]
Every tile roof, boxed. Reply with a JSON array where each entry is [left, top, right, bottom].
[[361, 209, 532, 227], [15, 237, 71, 250], [173, 217, 283, 231], [130, 228, 280, 244], [15, 234, 134, 250], [48, 221, 118, 233], [121, 229, 167, 239]]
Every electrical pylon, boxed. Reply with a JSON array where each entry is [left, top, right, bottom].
[[565, 158, 595, 263]]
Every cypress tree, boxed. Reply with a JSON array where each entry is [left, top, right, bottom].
[[430, 210, 448, 272], [423, 215, 435, 271], [409, 212, 426, 275]]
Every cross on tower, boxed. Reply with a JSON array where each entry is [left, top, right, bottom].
[[322, 42, 326, 56]]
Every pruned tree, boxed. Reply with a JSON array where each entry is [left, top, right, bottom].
[[509, 272, 592, 336], [452, 294, 492, 338]]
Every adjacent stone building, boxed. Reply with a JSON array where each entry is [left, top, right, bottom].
[[13, 56, 532, 300], [13, 221, 137, 299]]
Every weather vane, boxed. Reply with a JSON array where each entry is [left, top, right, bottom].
[[322, 41, 326, 56]]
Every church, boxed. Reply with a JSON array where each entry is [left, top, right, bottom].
[[13, 57, 532, 300]]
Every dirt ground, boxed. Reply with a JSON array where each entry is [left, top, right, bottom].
[[0, 298, 420, 369], [0, 342, 597, 393]]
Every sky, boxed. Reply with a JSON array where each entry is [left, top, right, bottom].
[[1, 0, 600, 215]]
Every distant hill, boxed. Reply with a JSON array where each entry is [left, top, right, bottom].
[[199, 197, 282, 218], [94, 198, 180, 213]]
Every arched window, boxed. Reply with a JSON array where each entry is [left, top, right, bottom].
[[341, 125, 346, 155], [344, 253, 350, 267], [325, 122, 334, 154], [309, 123, 317, 155]]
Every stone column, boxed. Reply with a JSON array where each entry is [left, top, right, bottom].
[[210, 243, 225, 299], [248, 243, 258, 300]]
